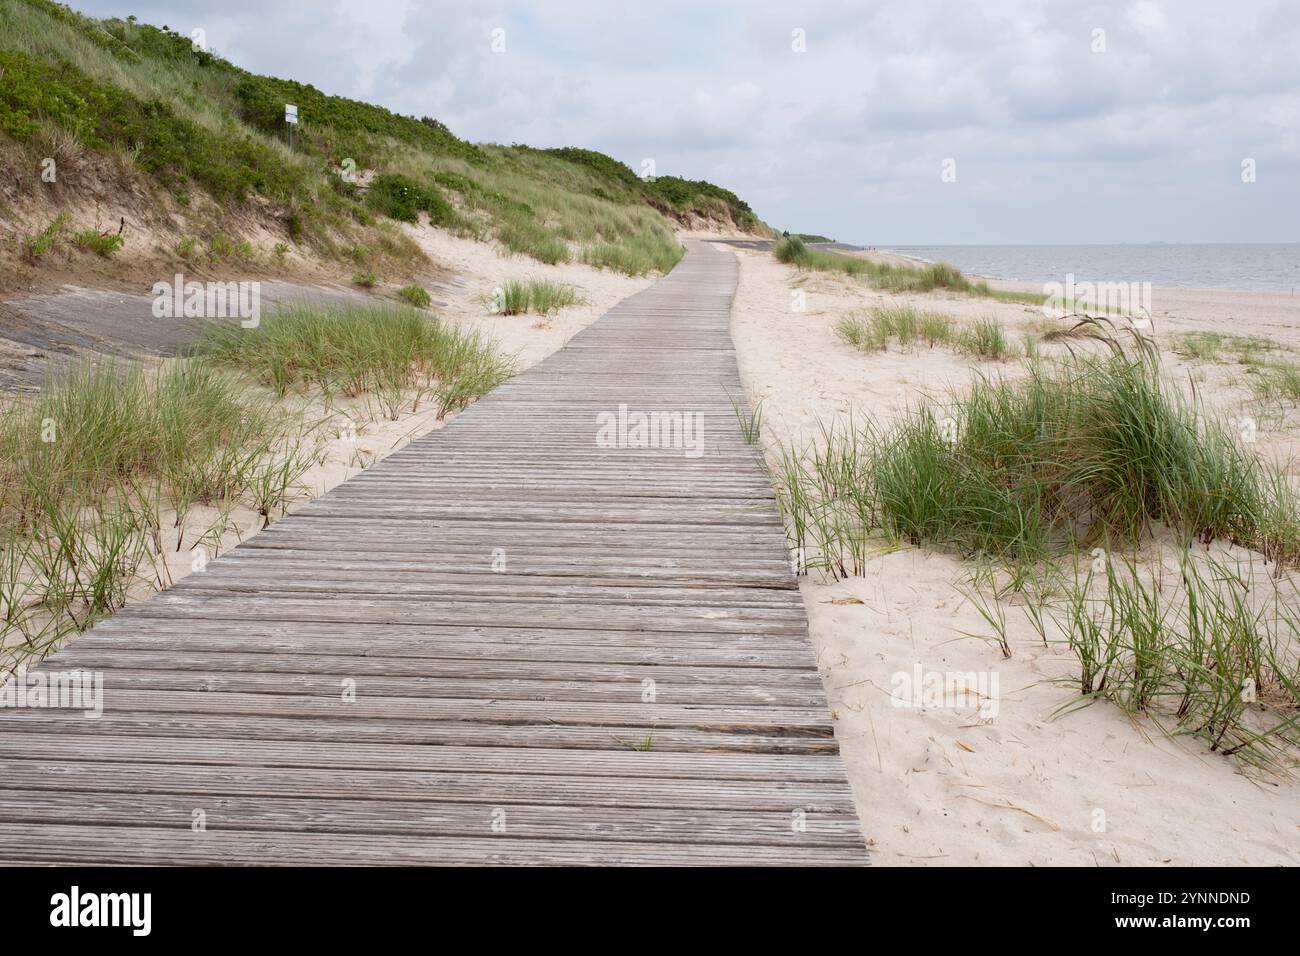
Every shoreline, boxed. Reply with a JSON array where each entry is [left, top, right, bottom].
[[827, 247, 1300, 343], [859, 245, 1300, 297]]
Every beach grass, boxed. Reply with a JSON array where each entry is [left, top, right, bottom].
[[21, 213, 68, 262], [0, 359, 312, 658], [836, 306, 1014, 360], [495, 278, 583, 316], [770, 324, 1300, 766], [497, 280, 531, 316], [580, 232, 683, 276], [194, 302, 514, 418], [1173, 331, 1282, 365], [1167, 332, 1300, 408], [835, 313, 890, 351], [1047, 550, 1300, 769], [726, 388, 763, 444], [1251, 362, 1300, 404], [419, 153, 686, 275], [954, 317, 1014, 360], [70, 227, 124, 257], [3, 300, 516, 663], [775, 340, 1295, 575], [525, 279, 583, 315]]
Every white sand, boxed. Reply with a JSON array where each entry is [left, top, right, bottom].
[[402, 223, 654, 370], [721, 242, 1300, 866]]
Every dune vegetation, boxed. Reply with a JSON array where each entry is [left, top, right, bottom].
[[195, 302, 513, 418], [835, 306, 1015, 360], [492, 278, 584, 317], [0, 360, 313, 660], [775, 235, 1044, 305], [773, 318, 1300, 767], [0, 0, 765, 278], [1, 300, 514, 666]]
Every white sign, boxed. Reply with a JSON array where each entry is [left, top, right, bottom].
[[285, 104, 298, 125]]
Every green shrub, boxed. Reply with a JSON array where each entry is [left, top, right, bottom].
[[21, 214, 67, 263], [231, 73, 482, 169], [0, 49, 306, 203], [71, 228, 124, 256], [644, 175, 760, 231], [541, 147, 644, 195], [0, 4, 760, 285], [366, 173, 467, 230], [352, 269, 377, 288], [397, 284, 432, 308]]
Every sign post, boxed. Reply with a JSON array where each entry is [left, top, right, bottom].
[[285, 103, 298, 148]]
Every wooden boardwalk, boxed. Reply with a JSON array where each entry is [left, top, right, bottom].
[[0, 241, 867, 865]]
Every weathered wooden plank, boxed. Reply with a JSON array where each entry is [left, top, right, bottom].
[[44, 669, 826, 707], [0, 710, 840, 754], [0, 791, 861, 848], [0, 689, 837, 732], [50, 647, 824, 685], [0, 760, 854, 813], [68, 628, 822, 668], [175, 575, 804, 607], [82, 616, 819, 652], [126, 594, 812, 635], [0, 735, 852, 782], [0, 824, 868, 866]]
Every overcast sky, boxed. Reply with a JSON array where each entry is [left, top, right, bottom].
[[76, 1, 1299, 245]]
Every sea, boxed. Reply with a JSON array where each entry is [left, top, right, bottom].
[[858, 244, 1300, 293]]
